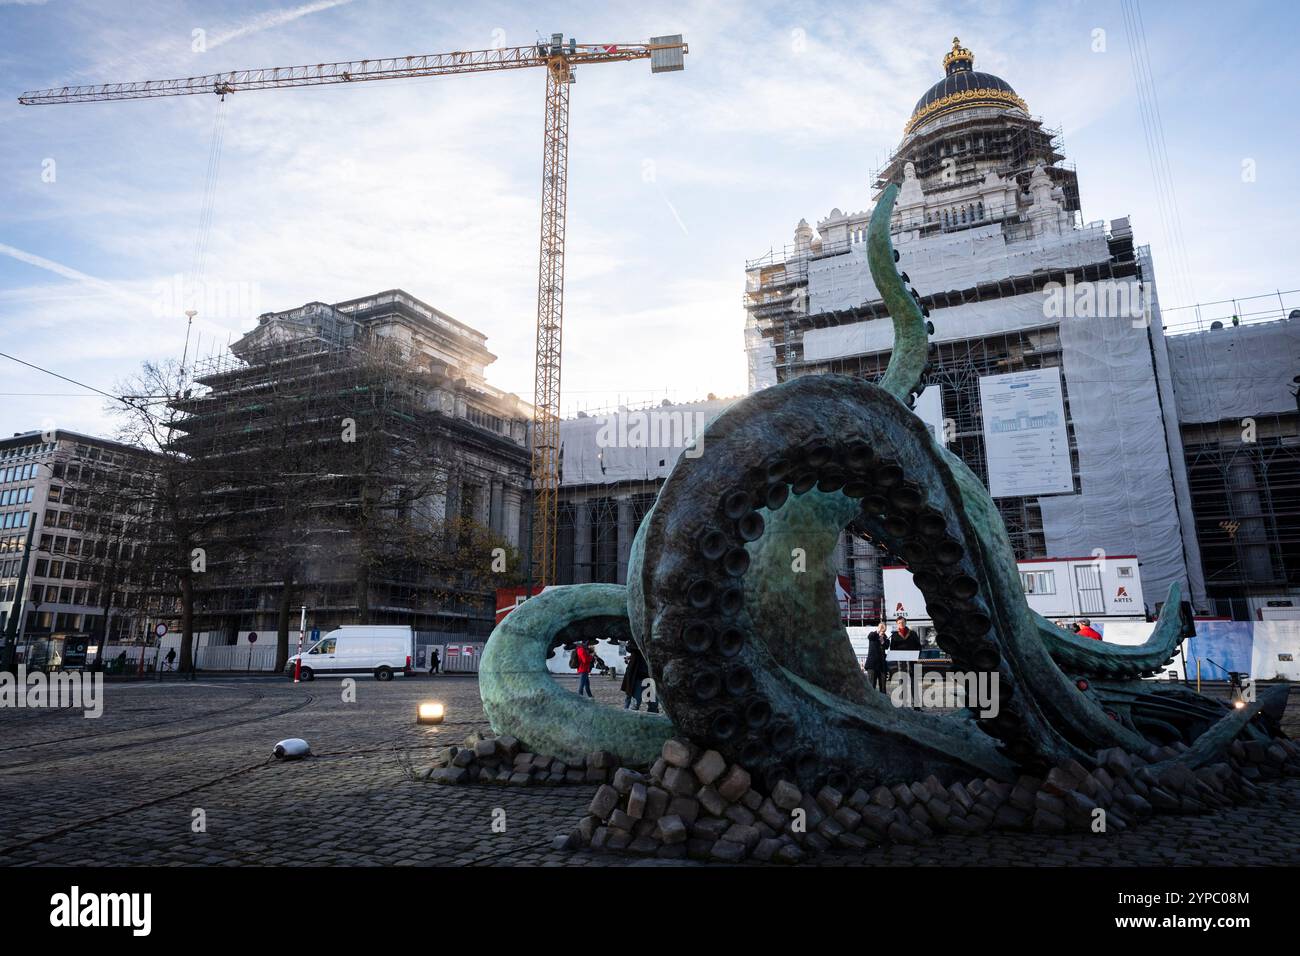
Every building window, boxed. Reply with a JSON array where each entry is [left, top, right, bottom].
[[1020, 570, 1056, 595]]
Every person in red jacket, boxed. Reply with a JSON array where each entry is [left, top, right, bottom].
[[1076, 618, 1102, 640], [575, 641, 595, 698]]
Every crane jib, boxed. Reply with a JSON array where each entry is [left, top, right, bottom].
[[17, 33, 687, 588], [16, 40, 687, 105]]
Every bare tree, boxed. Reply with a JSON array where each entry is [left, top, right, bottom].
[[346, 341, 460, 622], [75, 458, 157, 661], [394, 514, 523, 610], [136, 333, 521, 668], [182, 354, 341, 670], [109, 360, 220, 673]]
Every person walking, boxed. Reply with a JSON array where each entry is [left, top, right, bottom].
[[621, 643, 650, 709], [1076, 618, 1102, 640], [430, 648, 441, 674], [864, 621, 890, 693], [575, 640, 595, 698]]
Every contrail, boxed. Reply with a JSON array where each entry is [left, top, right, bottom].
[[208, 0, 356, 50], [0, 242, 151, 307]]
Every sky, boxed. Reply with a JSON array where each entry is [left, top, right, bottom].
[[1, 0, 1297, 439]]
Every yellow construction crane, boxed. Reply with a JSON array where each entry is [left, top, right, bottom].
[[18, 32, 689, 586]]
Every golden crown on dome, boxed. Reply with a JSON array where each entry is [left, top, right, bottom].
[[943, 36, 974, 70]]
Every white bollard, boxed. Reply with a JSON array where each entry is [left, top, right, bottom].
[[273, 738, 311, 760]]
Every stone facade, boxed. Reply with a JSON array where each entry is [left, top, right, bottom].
[[178, 289, 531, 641], [743, 39, 1205, 613]]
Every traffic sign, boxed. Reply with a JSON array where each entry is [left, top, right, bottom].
[[248, 632, 258, 644], [154, 623, 167, 638]]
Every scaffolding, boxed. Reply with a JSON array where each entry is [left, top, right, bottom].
[[554, 484, 659, 585], [1165, 293, 1300, 617], [172, 321, 530, 644], [742, 194, 1167, 604], [803, 325, 1075, 562], [873, 114, 1081, 217]]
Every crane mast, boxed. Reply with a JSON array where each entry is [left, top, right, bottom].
[[19, 33, 688, 587], [532, 56, 570, 593]]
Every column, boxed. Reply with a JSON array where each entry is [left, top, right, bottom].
[[573, 500, 592, 585], [616, 496, 634, 585], [488, 479, 504, 535], [503, 484, 522, 550]]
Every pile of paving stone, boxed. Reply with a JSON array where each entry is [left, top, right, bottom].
[[427, 731, 632, 788], [552, 734, 1300, 863]]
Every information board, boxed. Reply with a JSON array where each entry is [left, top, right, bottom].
[[978, 368, 1073, 498]]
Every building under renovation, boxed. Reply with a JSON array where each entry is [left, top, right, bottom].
[[743, 37, 1208, 618], [554, 397, 734, 586], [1163, 297, 1300, 619], [174, 289, 531, 645], [548, 40, 1299, 625]]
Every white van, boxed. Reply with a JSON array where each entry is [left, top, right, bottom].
[[288, 625, 414, 681]]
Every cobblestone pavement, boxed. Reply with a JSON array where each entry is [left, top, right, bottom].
[[0, 674, 1295, 866]]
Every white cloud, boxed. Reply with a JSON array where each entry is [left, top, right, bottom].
[[1, 0, 1295, 441]]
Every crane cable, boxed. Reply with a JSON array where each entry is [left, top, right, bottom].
[[191, 97, 228, 291], [1119, 0, 1198, 313], [181, 97, 229, 383], [1130, 0, 1198, 310]]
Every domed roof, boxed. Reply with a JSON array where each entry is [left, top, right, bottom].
[[906, 38, 1027, 134]]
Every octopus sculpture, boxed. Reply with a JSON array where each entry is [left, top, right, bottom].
[[480, 182, 1289, 798]]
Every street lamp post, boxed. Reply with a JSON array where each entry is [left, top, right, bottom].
[[137, 614, 150, 677], [293, 606, 307, 683], [180, 309, 197, 379], [23, 600, 42, 672]]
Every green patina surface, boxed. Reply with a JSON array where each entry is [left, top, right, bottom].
[[477, 583, 673, 765], [478, 183, 1285, 785]]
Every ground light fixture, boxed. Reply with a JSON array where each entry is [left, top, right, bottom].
[[418, 701, 446, 724]]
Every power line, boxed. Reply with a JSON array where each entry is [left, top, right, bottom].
[[0, 350, 126, 406]]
